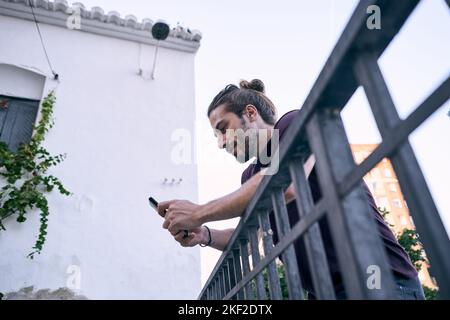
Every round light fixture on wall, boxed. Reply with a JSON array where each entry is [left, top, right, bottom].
[[151, 21, 170, 41], [150, 20, 170, 80]]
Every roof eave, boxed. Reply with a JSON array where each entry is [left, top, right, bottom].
[[0, 0, 201, 53]]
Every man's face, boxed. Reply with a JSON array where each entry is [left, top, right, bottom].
[[209, 104, 258, 163]]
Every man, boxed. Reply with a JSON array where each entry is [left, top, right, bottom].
[[156, 79, 424, 300]]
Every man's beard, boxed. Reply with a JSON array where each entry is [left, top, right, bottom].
[[233, 118, 257, 163]]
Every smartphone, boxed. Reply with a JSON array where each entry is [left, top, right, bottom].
[[148, 196, 189, 238], [149, 196, 159, 211]]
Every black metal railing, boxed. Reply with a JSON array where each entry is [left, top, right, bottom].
[[199, 0, 450, 300]]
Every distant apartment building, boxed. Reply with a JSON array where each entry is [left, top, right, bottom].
[[351, 144, 436, 289]]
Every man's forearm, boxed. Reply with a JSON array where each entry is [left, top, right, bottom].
[[196, 169, 265, 225], [204, 228, 235, 251], [194, 155, 315, 226]]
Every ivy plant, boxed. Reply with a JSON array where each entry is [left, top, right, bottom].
[[0, 91, 71, 259]]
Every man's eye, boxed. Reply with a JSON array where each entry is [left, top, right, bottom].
[[216, 127, 225, 134]]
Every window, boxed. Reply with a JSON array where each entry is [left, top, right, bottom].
[[0, 95, 39, 152], [371, 168, 381, 179], [371, 181, 385, 195], [392, 199, 403, 208], [389, 183, 397, 192], [377, 197, 390, 211], [383, 169, 392, 178], [400, 216, 408, 226], [371, 182, 377, 192]]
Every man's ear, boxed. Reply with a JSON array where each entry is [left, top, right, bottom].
[[244, 104, 258, 122]]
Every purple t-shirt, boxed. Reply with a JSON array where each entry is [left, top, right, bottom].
[[241, 110, 417, 295]]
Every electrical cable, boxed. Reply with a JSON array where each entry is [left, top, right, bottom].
[[27, 0, 58, 80]]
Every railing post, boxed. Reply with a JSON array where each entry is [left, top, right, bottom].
[[226, 257, 237, 300], [216, 277, 221, 300], [232, 248, 244, 300], [259, 211, 283, 300], [212, 278, 218, 300], [271, 189, 304, 300], [306, 108, 396, 299], [223, 264, 231, 298], [207, 287, 211, 300], [218, 270, 225, 299], [289, 157, 336, 299], [248, 225, 268, 299], [239, 239, 255, 300]]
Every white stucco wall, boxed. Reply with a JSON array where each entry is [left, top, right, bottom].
[[0, 14, 200, 299]]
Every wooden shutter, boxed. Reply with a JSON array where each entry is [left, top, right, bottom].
[[0, 96, 39, 152]]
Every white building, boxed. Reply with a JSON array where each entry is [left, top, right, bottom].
[[0, 0, 202, 299]]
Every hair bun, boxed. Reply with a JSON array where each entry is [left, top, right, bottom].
[[239, 79, 265, 93]]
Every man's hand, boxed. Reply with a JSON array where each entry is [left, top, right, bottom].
[[158, 199, 203, 235], [174, 226, 208, 247]]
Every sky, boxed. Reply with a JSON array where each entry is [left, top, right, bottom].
[[72, 0, 449, 286]]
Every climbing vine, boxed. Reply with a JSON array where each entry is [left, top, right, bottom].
[[0, 91, 71, 259]]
